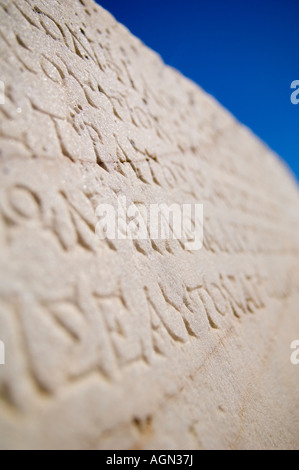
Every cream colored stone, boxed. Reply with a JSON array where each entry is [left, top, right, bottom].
[[0, 0, 299, 450]]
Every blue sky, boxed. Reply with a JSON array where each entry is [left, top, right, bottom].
[[97, 0, 299, 182]]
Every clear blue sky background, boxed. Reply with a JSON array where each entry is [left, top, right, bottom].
[[96, 0, 299, 182]]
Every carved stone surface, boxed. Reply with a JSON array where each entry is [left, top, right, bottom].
[[0, 0, 299, 450]]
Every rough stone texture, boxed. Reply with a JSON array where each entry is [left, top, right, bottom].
[[0, 0, 299, 450]]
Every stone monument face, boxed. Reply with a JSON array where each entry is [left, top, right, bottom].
[[0, 0, 299, 450]]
